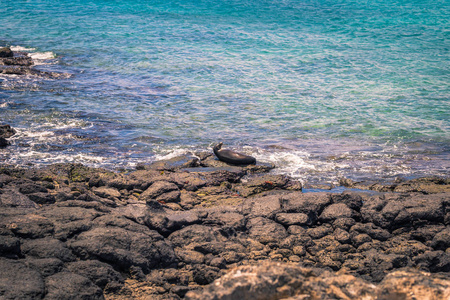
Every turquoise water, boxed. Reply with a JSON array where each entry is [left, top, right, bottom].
[[1, 0, 449, 183]]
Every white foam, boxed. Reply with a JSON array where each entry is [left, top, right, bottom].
[[153, 147, 194, 161], [29, 51, 56, 61], [10, 45, 56, 65], [41, 119, 92, 130], [10, 45, 36, 52]]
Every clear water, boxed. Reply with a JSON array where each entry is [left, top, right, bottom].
[[1, 0, 449, 184]]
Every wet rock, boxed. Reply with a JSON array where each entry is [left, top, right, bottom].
[[0, 138, 8, 147], [45, 271, 104, 300], [0, 47, 13, 57], [195, 151, 213, 161], [191, 167, 245, 184], [0, 56, 33, 66], [140, 154, 200, 171], [0, 125, 16, 147], [0, 258, 45, 299], [0, 65, 71, 78], [234, 174, 293, 197]]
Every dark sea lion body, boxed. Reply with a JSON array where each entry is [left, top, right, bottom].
[[213, 142, 256, 165]]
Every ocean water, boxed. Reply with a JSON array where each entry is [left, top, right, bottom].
[[1, 0, 449, 184]]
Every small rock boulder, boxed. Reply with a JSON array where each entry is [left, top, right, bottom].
[[0, 47, 13, 58], [140, 181, 181, 203], [44, 271, 104, 300], [0, 259, 45, 299], [247, 217, 288, 244]]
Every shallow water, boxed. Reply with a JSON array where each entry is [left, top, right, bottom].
[[1, 0, 449, 184]]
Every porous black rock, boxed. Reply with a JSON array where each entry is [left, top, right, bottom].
[[0, 124, 16, 147], [45, 271, 104, 300], [0, 163, 448, 299], [0, 47, 13, 58], [0, 258, 45, 299]]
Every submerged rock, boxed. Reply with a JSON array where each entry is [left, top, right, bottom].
[[0, 124, 16, 147]]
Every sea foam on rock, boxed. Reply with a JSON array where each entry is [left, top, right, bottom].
[[0, 46, 70, 78], [0, 154, 449, 299]]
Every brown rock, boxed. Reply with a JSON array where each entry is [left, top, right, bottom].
[[378, 269, 450, 300], [140, 181, 180, 203]]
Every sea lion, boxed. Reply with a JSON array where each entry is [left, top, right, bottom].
[[213, 142, 256, 165]]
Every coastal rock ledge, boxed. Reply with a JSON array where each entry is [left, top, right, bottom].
[[0, 46, 70, 78], [0, 158, 449, 299]]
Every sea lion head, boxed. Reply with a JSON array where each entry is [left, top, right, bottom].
[[213, 142, 223, 153]]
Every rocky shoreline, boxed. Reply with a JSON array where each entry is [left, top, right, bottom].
[[0, 152, 449, 299], [0, 46, 70, 78]]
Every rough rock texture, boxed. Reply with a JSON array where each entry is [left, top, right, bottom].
[[185, 261, 450, 300], [0, 47, 70, 78], [0, 156, 448, 299], [0, 47, 14, 58]]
